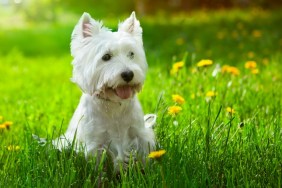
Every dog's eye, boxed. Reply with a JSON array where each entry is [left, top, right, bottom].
[[128, 51, 134, 59], [102, 54, 112, 61]]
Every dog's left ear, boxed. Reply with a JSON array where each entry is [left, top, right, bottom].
[[118, 12, 142, 37]]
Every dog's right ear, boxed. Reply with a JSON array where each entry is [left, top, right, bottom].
[[71, 12, 104, 56]]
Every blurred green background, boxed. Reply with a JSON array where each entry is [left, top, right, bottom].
[[1, 0, 282, 61]]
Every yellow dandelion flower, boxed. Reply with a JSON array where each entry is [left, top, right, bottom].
[[252, 30, 262, 38], [7, 145, 21, 151], [173, 61, 185, 70], [0, 116, 3, 121], [245, 61, 257, 69], [170, 61, 185, 75], [148, 150, 166, 159], [0, 124, 6, 129], [226, 107, 235, 114], [221, 65, 240, 75], [168, 106, 182, 116], [4, 121, 13, 127], [172, 94, 185, 105], [221, 65, 230, 73], [197, 59, 213, 67], [251, 68, 259, 74], [228, 66, 240, 76], [206, 91, 216, 97]]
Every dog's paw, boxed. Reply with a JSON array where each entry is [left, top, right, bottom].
[[144, 114, 157, 128]]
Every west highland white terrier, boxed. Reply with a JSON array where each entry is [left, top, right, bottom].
[[52, 12, 156, 168]]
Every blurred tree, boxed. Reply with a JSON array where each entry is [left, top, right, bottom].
[[134, 0, 282, 15], [11, 0, 282, 23]]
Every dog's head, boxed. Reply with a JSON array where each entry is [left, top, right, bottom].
[[70, 12, 147, 102]]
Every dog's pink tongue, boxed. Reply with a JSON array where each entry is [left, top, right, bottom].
[[115, 86, 132, 99]]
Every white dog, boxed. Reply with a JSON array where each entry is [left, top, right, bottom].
[[52, 12, 156, 168]]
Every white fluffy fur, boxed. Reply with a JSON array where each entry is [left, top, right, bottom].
[[53, 12, 155, 167]]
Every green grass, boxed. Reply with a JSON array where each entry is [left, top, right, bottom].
[[1, 9, 282, 187]]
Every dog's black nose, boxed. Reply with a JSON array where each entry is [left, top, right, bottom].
[[121, 70, 134, 82]]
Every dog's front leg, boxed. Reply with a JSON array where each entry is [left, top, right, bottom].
[[128, 127, 155, 157]]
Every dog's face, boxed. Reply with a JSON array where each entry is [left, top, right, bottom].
[[70, 12, 147, 102]]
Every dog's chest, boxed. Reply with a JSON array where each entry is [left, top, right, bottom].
[[90, 98, 140, 141], [104, 116, 132, 139], [77, 95, 143, 150]]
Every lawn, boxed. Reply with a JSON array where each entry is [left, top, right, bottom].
[[0, 8, 282, 187]]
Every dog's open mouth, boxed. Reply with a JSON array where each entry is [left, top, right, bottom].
[[115, 85, 133, 99], [97, 84, 142, 101], [113, 84, 141, 99]]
